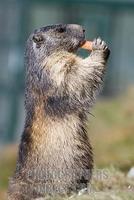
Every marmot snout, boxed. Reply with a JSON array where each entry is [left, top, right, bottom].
[[8, 24, 110, 200]]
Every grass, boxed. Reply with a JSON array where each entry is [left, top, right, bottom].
[[0, 88, 134, 199], [68, 166, 134, 200], [89, 88, 134, 171]]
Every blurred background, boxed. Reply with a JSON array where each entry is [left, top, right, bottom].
[[0, 0, 134, 199]]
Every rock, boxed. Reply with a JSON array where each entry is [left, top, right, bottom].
[[127, 167, 134, 178]]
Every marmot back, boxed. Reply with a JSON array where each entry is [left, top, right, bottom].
[[8, 24, 110, 200]]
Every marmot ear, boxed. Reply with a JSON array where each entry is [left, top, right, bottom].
[[32, 33, 44, 48], [56, 27, 66, 33]]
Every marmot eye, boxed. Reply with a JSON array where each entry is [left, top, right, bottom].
[[32, 34, 44, 43], [57, 27, 65, 33], [83, 29, 85, 33]]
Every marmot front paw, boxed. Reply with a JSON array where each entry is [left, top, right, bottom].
[[92, 37, 110, 59]]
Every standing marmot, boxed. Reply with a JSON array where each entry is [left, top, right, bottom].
[[8, 24, 110, 199]]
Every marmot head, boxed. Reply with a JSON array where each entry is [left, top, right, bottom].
[[26, 24, 86, 62]]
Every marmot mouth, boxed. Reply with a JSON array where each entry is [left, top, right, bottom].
[[80, 40, 93, 51], [80, 40, 86, 47]]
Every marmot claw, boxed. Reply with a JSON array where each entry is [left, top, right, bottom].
[[92, 37, 108, 51], [92, 37, 110, 59]]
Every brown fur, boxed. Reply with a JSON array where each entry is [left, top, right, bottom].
[[8, 24, 110, 199]]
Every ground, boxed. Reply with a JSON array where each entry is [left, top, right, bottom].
[[0, 88, 134, 200]]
